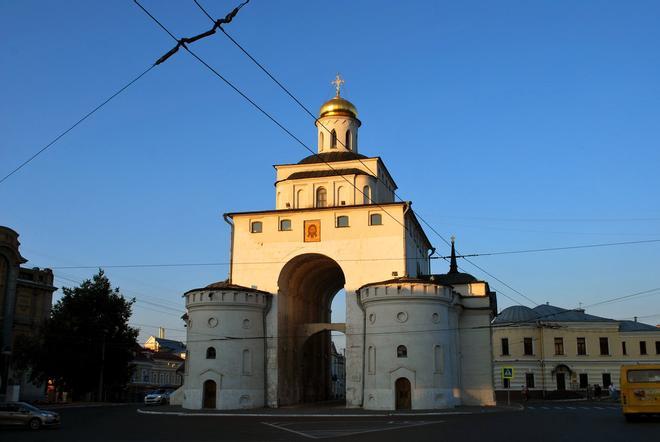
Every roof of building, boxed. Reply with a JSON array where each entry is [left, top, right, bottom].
[[184, 280, 272, 296], [492, 305, 538, 324], [493, 304, 614, 324], [493, 304, 659, 331], [319, 96, 358, 119], [282, 168, 372, 182], [154, 338, 186, 353], [297, 151, 369, 164], [619, 320, 660, 332]]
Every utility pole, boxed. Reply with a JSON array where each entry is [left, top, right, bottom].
[[98, 333, 106, 402]]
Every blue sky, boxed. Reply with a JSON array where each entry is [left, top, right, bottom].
[[2, 1, 659, 347]]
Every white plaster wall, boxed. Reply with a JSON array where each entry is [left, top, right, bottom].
[[458, 308, 496, 406], [183, 291, 267, 410], [316, 116, 359, 152], [274, 158, 398, 209], [230, 204, 429, 408], [361, 285, 460, 410]]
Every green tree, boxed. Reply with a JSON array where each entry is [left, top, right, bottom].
[[18, 270, 138, 400]]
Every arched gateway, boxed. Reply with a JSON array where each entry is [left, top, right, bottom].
[[180, 79, 497, 410], [277, 254, 345, 405]]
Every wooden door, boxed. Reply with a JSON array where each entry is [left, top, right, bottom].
[[395, 377, 411, 410], [203, 380, 216, 409], [556, 373, 566, 391]]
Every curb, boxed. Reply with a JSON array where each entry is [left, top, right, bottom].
[[137, 405, 520, 418], [43, 403, 129, 410]]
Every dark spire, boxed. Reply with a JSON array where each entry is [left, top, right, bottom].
[[449, 235, 458, 274]]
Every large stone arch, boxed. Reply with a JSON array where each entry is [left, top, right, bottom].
[[276, 253, 346, 405]]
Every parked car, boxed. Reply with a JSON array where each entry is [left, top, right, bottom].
[[144, 389, 172, 405], [0, 401, 60, 430]]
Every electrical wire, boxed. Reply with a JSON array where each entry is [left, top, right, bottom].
[[134, 0, 540, 308], [0, 65, 155, 185], [188, 0, 545, 308]]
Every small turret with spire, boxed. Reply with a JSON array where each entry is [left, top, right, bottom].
[[449, 235, 458, 274]]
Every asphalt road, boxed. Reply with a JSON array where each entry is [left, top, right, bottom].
[[2, 401, 659, 442]]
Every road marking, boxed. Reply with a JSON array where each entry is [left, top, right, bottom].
[[541, 406, 550, 410], [594, 406, 604, 410], [567, 406, 576, 409], [527, 406, 536, 410], [262, 422, 318, 439], [262, 420, 444, 439], [137, 408, 473, 418]]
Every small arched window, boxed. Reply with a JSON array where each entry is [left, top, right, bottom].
[[336, 215, 349, 228], [316, 187, 327, 208], [319, 131, 324, 151], [330, 130, 337, 149], [206, 347, 216, 359], [345, 129, 351, 150], [370, 213, 382, 225], [250, 221, 262, 233], [363, 185, 371, 204], [296, 189, 304, 208], [397, 345, 407, 358]]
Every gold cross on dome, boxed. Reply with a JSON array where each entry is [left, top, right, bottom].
[[331, 73, 345, 97]]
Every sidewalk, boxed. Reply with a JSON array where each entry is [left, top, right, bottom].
[[137, 403, 522, 418], [41, 402, 129, 410]]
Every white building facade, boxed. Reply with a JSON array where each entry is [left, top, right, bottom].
[[180, 82, 497, 410]]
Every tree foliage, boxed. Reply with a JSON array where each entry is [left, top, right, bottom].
[[16, 270, 138, 399]]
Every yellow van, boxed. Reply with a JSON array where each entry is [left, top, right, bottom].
[[620, 364, 660, 421]]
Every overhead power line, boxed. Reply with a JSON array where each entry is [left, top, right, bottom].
[[137, 0, 538, 308], [0, 65, 155, 185], [445, 238, 660, 258], [132, 1, 415, 238]]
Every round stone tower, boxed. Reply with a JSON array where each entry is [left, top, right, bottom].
[[182, 281, 271, 410], [358, 279, 461, 410]]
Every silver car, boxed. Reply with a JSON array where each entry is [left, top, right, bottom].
[[144, 389, 172, 405], [0, 401, 60, 430]]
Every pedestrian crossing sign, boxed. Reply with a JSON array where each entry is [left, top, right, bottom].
[[502, 367, 514, 379]]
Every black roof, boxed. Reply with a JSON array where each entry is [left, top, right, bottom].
[[429, 272, 478, 285], [184, 280, 272, 296], [297, 151, 369, 164], [284, 168, 372, 181]]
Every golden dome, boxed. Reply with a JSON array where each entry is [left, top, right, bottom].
[[319, 96, 358, 119]]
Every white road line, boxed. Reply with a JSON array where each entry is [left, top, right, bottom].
[[527, 406, 536, 410], [262, 422, 318, 439], [302, 421, 445, 439], [594, 406, 604, 410], [541, 406, 550, 410], [137, 408, 473, 418], [567, 406, 576, 409]]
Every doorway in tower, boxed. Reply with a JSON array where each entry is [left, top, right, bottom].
[[202, 380, 216, 409], [395, 377, 412, 410], [277, 254, 346, 405]]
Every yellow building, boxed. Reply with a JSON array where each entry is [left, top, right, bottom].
[[492, 304, 660, 398]]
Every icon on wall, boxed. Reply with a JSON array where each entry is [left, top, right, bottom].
[[304, 220, 321, 242]]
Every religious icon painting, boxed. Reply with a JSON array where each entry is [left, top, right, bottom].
[[303, 220, 321, 242]]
